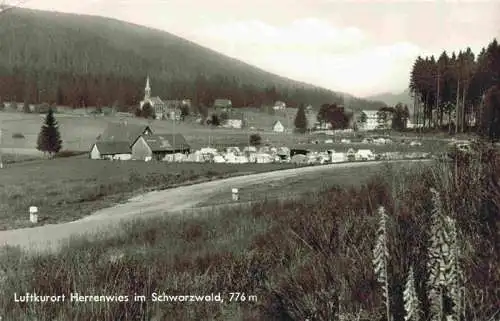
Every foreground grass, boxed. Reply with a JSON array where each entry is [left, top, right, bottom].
[[198, 161, 425, 207], [1, 149, 497, 321], [0, 158, 296, 230]]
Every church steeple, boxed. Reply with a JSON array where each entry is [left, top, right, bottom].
[[145, 75, 151, 100]]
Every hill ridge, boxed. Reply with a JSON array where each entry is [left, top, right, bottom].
[[0, 7, 386, 111]]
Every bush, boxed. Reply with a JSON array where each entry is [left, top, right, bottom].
[[249, 133, 262, 146], [11, 132, 25, 139]]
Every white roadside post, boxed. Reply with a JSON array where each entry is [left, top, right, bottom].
[[29, 206, 38, 224], [232, 188, 239, 201]]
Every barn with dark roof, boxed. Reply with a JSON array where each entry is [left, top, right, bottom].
[[131, 133, 191, 161]]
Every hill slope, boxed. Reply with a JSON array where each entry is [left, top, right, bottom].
[[0, 8, 386, 110], [365, 89, 413, 108]]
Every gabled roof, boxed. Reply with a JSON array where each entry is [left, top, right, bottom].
[[93, 141, 131, 155], [149, 97, 164, 105], [360, 110, 379, 117], [99, 122, 152, 145], [136, 133, 190, 151], [214, 98, 232, 107], [272, 120, 283, 127]]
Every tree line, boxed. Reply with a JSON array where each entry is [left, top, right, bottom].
[[0, 69, 387, 112], [409, 38, 500, 138]]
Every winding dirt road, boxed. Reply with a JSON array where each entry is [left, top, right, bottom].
[[0, 160, 431, 254]]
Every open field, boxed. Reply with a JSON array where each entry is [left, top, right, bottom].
[[0, 158, 297, 230], [0, 153, 497, 320], [0, 153, 43, 164], [0, 111, 454, 154]]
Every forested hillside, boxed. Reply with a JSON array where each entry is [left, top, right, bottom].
[[0, 8, 386, 111]]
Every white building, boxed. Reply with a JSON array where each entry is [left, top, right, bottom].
[[224, 119, 243, 129], [273, 101, 286, 110], [272, 120, 285, 133], [355, 149, 376, 161], [357, 110, 379, 131], [90, 141, 132, 160]]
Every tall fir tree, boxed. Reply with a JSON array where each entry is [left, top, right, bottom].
[[36, 107, 62, 158], [294, 103, 307, 133]]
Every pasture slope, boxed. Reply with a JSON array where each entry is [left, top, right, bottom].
[[0, 159, 431, 254], [0, 110, 451, 153]]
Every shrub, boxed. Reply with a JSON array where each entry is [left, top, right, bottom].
[[11, 132, 25, 139], [249, 134, 262, 147]]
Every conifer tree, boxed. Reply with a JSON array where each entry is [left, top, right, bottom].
[[294, 103, 307, 133], [36, 107, 62, 158]]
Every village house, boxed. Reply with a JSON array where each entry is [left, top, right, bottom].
[[213, 98, 232, 111], [90, 122, 153, 159], [273, 101, 286, 111], [131, 133, 191, 161], [97, 122, 152, 144], [89, 141, 132, 160], [272, 120, 285, 133]]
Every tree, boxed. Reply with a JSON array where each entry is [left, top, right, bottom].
[[294, 103, 307, 133], [249, 134, 262, 147], [210, 114, 220, 126], [36, 107, 62, 158], [180, 104, 190, 121], [23, 99, 30, 113], [392, 103, 410, 131], [140, 102, 155, 119], [377, 107, 394, 129], [317, 103, 330, 124], [479, 84, 500, 142], [0, 96, 4, 111], [316, 103, 349, 129]]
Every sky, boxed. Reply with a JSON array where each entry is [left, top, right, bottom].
[[17, 0, 500, 98]]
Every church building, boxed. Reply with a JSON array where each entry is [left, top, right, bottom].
[[139, 76, 191, 120], [139, 76, 168, 119]]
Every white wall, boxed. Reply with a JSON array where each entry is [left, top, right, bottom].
[[90, 145, 101, 159]]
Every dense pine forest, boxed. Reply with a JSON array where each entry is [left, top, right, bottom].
[[0, 8, 386, 111], [409, 38, 500, 134]]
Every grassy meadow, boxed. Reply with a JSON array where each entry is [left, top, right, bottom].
[[0, 143, 498, 321], [0, 109, 450, 155], [0, 158, 296, 230]]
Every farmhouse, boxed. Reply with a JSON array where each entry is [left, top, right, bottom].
[[213, 98, 232, 111], [131, 133, 191, 161], [273, 101, 286, 110], [90, 141, 132, 160], [272, 120, 285, 133], [98, 122, 153, 145]]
